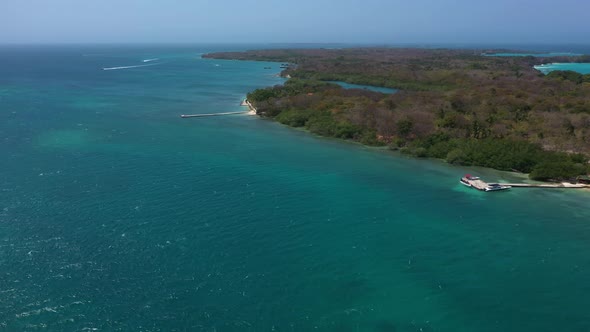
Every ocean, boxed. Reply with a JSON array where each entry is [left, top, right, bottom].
[[1, 44, 590, 332]]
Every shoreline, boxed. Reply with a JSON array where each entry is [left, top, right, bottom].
[[241, 98, 589, 190], [208, 48, 590, 188], [241, 99, 258, 115], [534, 62, 590, 75]]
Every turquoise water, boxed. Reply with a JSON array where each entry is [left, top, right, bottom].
[[534, 62, 590, 74], [483, 52, 590, 75], [327, 81, 397, 94], [2, 45, 590, 332], [483, 52, 582, 57]]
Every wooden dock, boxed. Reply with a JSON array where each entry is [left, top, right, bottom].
[[498, 182, 588, 189], [180, 111, 249, 118], [181, 100, 257, 119]]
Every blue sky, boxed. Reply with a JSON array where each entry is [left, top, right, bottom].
[[1, 0, 589, 44]]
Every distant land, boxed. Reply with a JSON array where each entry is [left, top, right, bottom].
[[204, 48, 590, 181]]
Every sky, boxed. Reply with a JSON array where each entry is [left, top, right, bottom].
[[1, 0, 589, 44]]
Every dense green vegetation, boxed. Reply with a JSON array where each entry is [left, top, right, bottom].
[[546, 70, 590, 84], [400, 134, 587, 180], [208, 48, 590, 181], [248, 79, 385, 145]]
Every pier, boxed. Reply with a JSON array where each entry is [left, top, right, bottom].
[[180, 111, 249, 118], [462, 177, 490, 191], [180, 100, 257, 118], [498, 182, 587, 189], [461, 174, 589, 191]]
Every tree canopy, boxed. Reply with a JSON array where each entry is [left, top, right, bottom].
[[208, 48, 590, 180]]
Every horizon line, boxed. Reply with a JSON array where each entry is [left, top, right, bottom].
[[2, 41, 590, 46]]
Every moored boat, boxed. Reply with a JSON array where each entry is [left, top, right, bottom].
[[460, 178, 472, 187], [460, 174, 510, 192], [460, 174, 479, 187], [484, 183, 511, 192]]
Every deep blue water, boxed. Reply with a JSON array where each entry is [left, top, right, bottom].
[[1, 45, 590, 332]]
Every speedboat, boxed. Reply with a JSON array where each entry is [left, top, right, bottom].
[[484, 183, 511, 192], [460, 178, 472, 187], [460, 174, 479, 187]]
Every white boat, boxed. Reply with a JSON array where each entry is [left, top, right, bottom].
[[460, 178, 472, 187], [484, 183, 511, 192], [460, 174, 478, 187]]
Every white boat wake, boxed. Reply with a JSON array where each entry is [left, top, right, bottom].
[[102, 63, 160, 71], [142, 58, 160, 63]]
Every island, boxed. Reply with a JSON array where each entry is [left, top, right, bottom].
[[204, 48, 590, 181]]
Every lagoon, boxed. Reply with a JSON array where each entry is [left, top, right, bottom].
[[327, 80, 398, 93], [534, 62, 590, 74], [483, 52, 582, 57]]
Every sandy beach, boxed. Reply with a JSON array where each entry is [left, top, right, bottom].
[[242, 99, 257, 115]]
